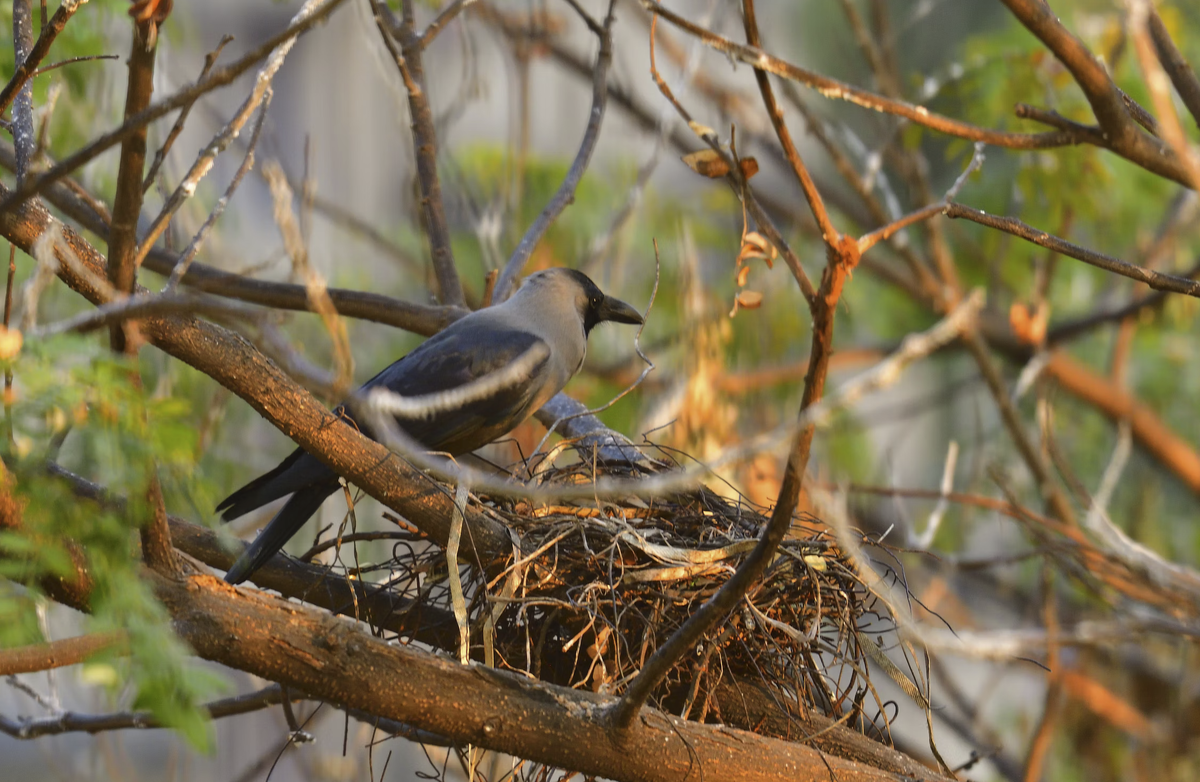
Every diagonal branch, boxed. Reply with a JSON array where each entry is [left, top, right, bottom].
[[944, 202, 1200, 298], [0, 0, 349, 218], [0, 183, 514, 570], [368, 0, 466, 308], [640, 1, 1077, 150], [0, 0, 87, 118], [998, 0, 1191, 187], [742, 0, 835, 243], [1146, 5, 1200, 130], [493, 0, 617, 303]]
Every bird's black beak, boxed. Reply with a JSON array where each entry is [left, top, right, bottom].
[[597, 295, 644, 325]]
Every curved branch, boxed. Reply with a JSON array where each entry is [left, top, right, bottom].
[[998, 0, 1191, 187], [494, 1, 616, 303], [0, 138, 458, 335], [640, 1, 1078, 151], [0, 184, 514, 570]]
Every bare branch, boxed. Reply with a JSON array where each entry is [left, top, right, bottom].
[[420, 0, 477, 49], [494, 1, 617, 303], [10, 0, 36, 182], [0, 632, 125, 677], [0, 0, 86, 118], [142, 34, 234, 192], [1146, 5, 1200, 130], [944, 202, 1200, 298], [0, 0, 350, 218], [742, 0, 835, 242], [641, 1, 1078, 150], [368, 0, 466, 308]]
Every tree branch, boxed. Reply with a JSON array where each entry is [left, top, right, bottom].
[[368, 0, 465, 308], [1147, 5, 1200, 130], [0, 631, 125, 677], [494, 0, 617, 303], [640, 1, 1078, 150], [0, 0, 350, 218], [0, 184, 515, 570], [944, 202, 1200, 298], [0, 0, 85, 118]]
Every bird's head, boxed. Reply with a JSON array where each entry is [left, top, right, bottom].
[[516, 268, 643, 336]]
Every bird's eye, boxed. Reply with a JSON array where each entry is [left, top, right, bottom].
[[590, 296, 602, 308]]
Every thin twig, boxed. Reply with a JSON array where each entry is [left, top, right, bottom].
[[742, 0, 835, 242], [0, 0, 86, 118], [142, 34, 234, 192], [368, 0, 466, 307], [641, 1, 1078, 150], [165, 91, 272, 290], [420, 0, 478, 50], [30, 53, 119, 77], [131, 6, 317, 271], [0, 0, 349, 218], [944, 202, 1200, 298], [493, 0, 617, 303]]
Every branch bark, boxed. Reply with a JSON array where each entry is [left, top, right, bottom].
[[0, 183, 515, 570]]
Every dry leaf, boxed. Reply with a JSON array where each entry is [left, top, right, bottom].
[[1009, 301, 1048, 345], [0, 326, 23, 360], [688, 120, 716, 139], [736, 231, 777, 268], [736, 290, 763, 309], [739, 157, 760, 180], [682, 149, 730, 178], [129, 0, 173, 23]]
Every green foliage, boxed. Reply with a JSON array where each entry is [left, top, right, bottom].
[[2, 334, 224, 750], [0, 4, 119, 155]]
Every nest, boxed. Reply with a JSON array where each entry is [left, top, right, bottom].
[[374, 458, 891, 738]]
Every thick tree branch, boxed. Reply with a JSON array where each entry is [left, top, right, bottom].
[[150, 571, 950, 782], [0, 184, 515, 570], [0, 631, 125, 676]]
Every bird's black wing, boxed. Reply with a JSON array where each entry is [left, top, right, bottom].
[[352, 324, 551, 455], [217, 320, 550, 585]]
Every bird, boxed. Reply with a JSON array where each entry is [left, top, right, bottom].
[[218, 268, 643, 585]]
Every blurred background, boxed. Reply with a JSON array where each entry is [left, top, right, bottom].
[[3, 0, 1200, 780]]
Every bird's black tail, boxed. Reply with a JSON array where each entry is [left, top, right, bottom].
[[216, 449, 309, 522], [223, 483, 337, 585]]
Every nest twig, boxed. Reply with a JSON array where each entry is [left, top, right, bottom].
[[367, 457, 893, 739]]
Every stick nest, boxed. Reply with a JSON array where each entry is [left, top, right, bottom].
[[381, 459, 889, 733]]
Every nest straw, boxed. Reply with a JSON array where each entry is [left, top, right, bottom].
[[357, 453, 892, 740]]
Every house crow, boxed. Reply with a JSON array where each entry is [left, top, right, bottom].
[[218, 268, 643, 585]]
